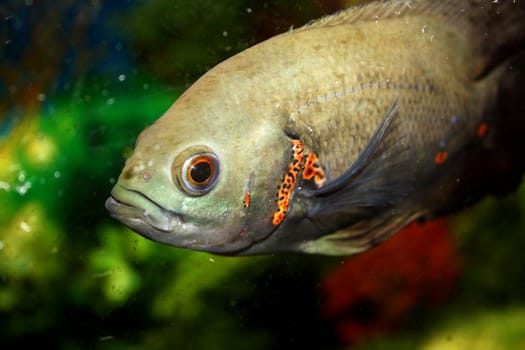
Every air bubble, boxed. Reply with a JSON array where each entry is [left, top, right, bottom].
[[20, 220, 31, 232], [0, 181, 10, 191], [16, 182, 32, 195]]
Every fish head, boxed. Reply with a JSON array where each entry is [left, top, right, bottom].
[[106, 73, 295, 254]]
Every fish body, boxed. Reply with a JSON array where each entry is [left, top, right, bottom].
[[106, 0, 525, 255]]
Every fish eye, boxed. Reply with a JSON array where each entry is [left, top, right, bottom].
[[178, 152, 220, 195]]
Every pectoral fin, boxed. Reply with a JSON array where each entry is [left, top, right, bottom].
[[304, 98, 415, 213], [297, 98, 422, 255]]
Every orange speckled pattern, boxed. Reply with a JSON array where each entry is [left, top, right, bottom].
[[302, 153, 326, 187], [272, 139, 304, 225]]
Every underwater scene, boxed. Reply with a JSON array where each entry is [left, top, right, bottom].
[[1, 0, 525, 349]]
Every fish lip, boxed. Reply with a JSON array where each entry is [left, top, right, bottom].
[[104, 195, 156, 228], [105, 185, 181, 233], [106, 193, 255, 254], [105, 186, 260, 254]]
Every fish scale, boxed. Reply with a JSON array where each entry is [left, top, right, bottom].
[[290, 80, 473, 181]]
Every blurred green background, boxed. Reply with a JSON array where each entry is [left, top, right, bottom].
[[1, 1, 525, 349]]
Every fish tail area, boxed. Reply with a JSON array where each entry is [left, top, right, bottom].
[[434, 50, 525, 217], [470, 0, 525, 197], [482, 50, 525, 195], [457, 0, 525, 79], [415, 0, 525, 214]]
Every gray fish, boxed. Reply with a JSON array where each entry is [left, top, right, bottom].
[[106, 0, 525, 255]]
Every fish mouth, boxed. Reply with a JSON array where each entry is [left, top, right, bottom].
[[105, 185, 255, 254], [105, 185, 179, 233]]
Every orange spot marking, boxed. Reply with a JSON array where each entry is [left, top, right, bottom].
[[477, 122, 488, 138], [272, 139, 304, 225], [244, 191, 250, 208], [434, 151, 448, 165], [302, 153, 326, 187]]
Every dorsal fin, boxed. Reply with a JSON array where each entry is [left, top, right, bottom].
[[295, 0, 525, 79], [295, 0, 463, 31]]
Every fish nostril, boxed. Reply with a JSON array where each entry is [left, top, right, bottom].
[[122, 163, 152, 180], [122, 167, 135, 179], [122, 166, 137, 180]]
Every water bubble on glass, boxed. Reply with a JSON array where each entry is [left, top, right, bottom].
[[0, 181, 10, 191], [16, 182, 32, 195], [20, 220, 31, 233]]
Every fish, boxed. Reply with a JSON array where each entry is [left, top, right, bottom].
[[106, 0, 525, 256]]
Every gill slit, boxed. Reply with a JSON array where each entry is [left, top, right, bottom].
[[272, 136, 326, 226]]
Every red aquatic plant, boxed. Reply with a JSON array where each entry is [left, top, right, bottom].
[[320, 218, 461, 345]]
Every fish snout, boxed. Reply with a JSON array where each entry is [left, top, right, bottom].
[[105, 186, 176, 232]]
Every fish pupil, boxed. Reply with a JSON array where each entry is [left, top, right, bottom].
[[190, 161, 212, 184]]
